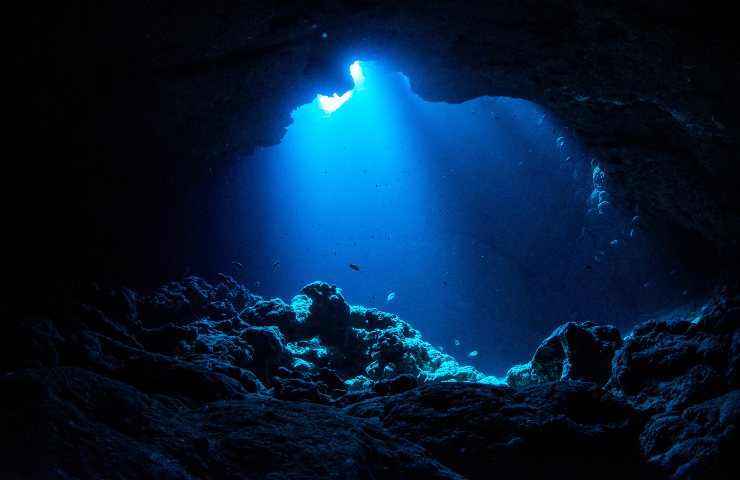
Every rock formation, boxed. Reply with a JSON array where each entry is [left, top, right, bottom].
[[1, 276, 737, 478]]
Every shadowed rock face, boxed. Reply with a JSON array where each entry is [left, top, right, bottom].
[[345, 381, 645, 480], [608, 285, 740, 478], [0, 367, 463, 480], [3, 0, 739, 293], [1, 276, 737, 479], [506, 321, 623, 387]]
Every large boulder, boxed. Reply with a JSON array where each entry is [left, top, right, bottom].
[[609, 286, 739, 414], [506, 321, 622, 388]]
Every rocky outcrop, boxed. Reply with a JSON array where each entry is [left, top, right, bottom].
[[0, 367, 462, 480], [506, 321, 622, 388], [609, 285, 740, 478], [345, 381, 646, 480], [2, 276, 738, 479], [2, 276, 491, 407]]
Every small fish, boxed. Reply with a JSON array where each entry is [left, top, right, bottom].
[[610, 239, 619, 246], [629, 229, 636, 238], [468, 350, 478, 357], [232, 261, 243, 270], [632, 215, 640, 223], [442, 281, 447, 286], [584, 264, 593, 270], [386, 292, 396, 302], [349, 263, 361, 271], [271, 261, 280, 268], [643, 281, 653, 288], [254, 281, 261, 287], [454, 339, 460, 346], [216, 272, 229, 283]]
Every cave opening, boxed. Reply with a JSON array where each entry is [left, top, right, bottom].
[[201, 61, 706, 375]]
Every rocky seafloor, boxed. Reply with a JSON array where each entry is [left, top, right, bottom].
[[1, 275, 737, 479]]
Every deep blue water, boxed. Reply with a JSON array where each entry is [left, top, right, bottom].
[[190, 62, 704, 376]]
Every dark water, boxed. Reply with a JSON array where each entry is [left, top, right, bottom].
[[191, 62, 704, 376]]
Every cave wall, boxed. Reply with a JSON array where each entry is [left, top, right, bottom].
[[3, 0, 738, 296]]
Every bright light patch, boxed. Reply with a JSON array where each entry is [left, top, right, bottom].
[[317, 90, 354, 114], [317, 61, 364, 114], [349, 60, 365, 88]]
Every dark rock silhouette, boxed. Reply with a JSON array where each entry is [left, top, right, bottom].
[[0, 367, 462, 479], [1, 276, 737, 478], [346, 381, 645, 480], [507, 321, 623, 388]]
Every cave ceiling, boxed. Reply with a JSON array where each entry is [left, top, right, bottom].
[[4, 0, 739, 285]]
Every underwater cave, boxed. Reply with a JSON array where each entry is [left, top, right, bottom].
[[2, 1, 738, 479], [196, 59, 709, 375]]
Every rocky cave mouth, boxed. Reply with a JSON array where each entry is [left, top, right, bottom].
[[3, 2, 738, 479], [213, 59, 709, 375]]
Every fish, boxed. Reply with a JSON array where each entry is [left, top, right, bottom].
[[454, 339, 460, 346], [254, 281, 261, 287], [386, 292, 396, 302], [442, 281, 447, 286], [232, 261, 244, 269], [468, 350, 478, 357], [349, 263, 361, 271], [271, 261, 280, 268], [610, 239, 619, 246], [584, 264, 593, 270], [632, 215, 640, 223], [216, 272, 229, 283]]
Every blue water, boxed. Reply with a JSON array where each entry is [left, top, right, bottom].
[[196, 62, 703, 375]]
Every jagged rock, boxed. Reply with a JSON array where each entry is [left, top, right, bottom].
[[286, 337, 329, 370], [609, 288, 739, 414], [60, 301, 141, 348], [606, 285, 740, 478], [138, 276, 258, 328], [350, 306, 497, 384], [0, 367, 463, 480], [345, 381, 645, 480], [640, 389, 740, 479], [372, 374, 419, 396], [61, 331, 248, 404], [299, 282, 352, 346], [506, 321, 622, 388], [137, 324, 198, 356], [271, 367, 348, 405], [5, 275, 737, 478], [240, 326, 290, 382], [244, 298, 299, 338]]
